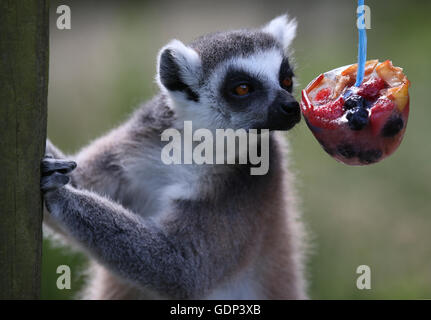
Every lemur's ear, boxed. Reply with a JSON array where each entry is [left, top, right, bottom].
[[262, 14, 297, 52], [157, 40, 201, 102]]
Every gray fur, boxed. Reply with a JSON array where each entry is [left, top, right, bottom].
[[42, 15, 307, 299], [190, 30, 280, 75]]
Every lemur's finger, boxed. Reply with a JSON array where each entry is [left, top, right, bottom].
[[42, 158, 77, 176], [41, 172, 70, 192]]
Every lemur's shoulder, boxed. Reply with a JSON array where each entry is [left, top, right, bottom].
[[71, 94, 174, 191], [128, 93, 177, 138]]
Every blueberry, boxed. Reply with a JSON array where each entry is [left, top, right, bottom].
[[382, 116, 404, 137], [346, 107, 369, 131], [337, 144, 357, 158], [344, 94, 366, 110], [364, 99, 374, 109], [359, 149, 382, 164]]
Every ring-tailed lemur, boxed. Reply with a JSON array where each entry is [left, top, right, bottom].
[[41, 14, 307, 299]]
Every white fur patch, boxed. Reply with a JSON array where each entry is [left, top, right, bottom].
[[206, 48, 283, 99], [219, 49, 283, 85], [262, 14, 297, 52], [206, 266, 261, 299]]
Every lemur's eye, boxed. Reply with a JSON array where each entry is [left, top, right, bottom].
[[222, 70, 260, 103], [234, 84, 250, 96], [281, 77, 293, 89]]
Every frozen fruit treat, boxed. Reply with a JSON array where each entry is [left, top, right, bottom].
[[301, 60, 410, 165]]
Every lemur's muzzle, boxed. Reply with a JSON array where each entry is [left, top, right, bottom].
[[266, 90, 301, 131]]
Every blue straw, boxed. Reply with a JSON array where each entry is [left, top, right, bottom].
[[355, 0, 367, 87]]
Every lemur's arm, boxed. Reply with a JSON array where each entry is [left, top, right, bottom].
[[41, 157, 251, 299]]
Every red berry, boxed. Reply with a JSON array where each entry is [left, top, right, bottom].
[[307, 96, 344, 129], [357, 77, 386, 100], [315, 88, 332, 104]]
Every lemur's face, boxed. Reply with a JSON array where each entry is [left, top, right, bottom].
[[157, 15, 300, 131]]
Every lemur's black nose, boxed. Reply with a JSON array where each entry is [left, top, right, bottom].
[[280, 98, 301, 127], [266, 91, 301, 131], [281, 100, 300, 117]]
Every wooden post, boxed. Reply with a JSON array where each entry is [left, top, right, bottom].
[[0, 0, 49, 299]]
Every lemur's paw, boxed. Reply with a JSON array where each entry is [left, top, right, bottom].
[[41, 157, 76, 192]]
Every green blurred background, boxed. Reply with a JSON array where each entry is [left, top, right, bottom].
[[43, 0, 431, 299]]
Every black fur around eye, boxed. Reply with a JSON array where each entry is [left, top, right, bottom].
[[279, 58, 294, 92], [221, 69, 265, 110], [221, 69, 262, 100]]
